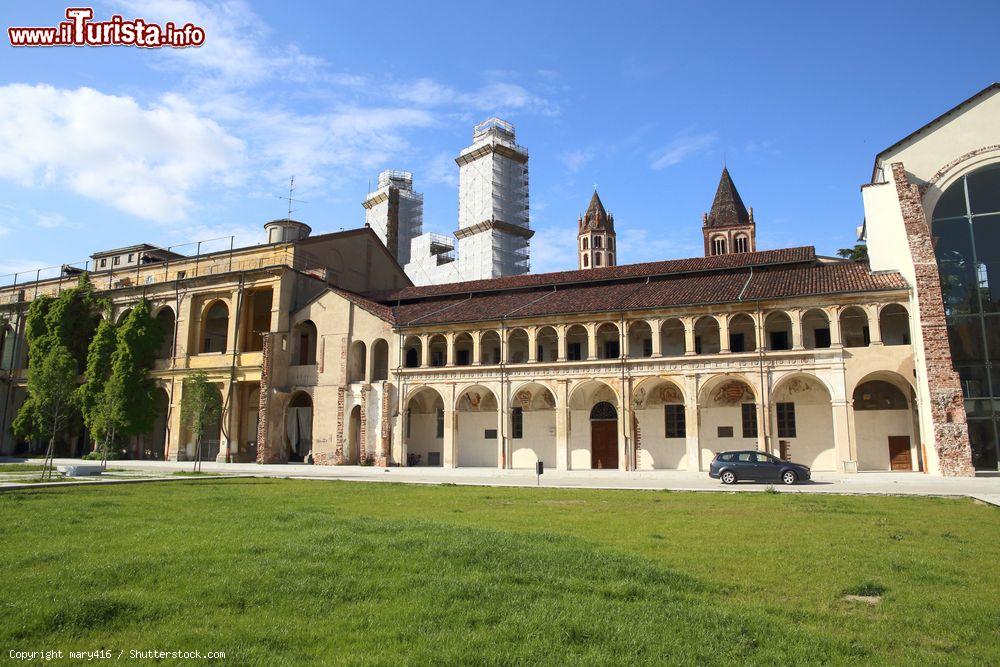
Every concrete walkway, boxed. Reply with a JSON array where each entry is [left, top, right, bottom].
[[3, 457, 999, 503]]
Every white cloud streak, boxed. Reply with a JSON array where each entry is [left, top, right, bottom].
[[649, 131, 718, 170]]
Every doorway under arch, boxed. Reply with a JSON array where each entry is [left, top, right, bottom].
[[346, 405, 361, 464], [590, 401, 618, 470], [287, 392, 313, 463]]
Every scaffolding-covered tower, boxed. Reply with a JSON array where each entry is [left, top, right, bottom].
[[454, 118, 532, 280], [363, 170, 424, 267]]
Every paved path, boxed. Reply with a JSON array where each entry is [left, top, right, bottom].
[[4, 457, 999, 503]]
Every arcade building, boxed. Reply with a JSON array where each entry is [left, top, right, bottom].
[[1, 84, 998, 475]]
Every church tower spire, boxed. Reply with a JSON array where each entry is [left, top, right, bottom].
[[702, 167, 755, 256], [578, 190, 616, 269]]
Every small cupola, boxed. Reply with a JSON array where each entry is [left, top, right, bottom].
[[264, 218, 312, 244]]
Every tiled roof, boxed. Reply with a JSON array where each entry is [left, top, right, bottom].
[[379, 257, 908, 327], [371, 246, 816, 302]]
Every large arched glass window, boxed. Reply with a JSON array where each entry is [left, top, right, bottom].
[[931, 163, 1000, 470]]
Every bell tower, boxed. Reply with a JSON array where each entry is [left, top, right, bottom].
[[702, 167, 756, 257], [578, 190, 616, 269]]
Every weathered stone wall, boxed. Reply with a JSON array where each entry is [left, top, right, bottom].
[[891, 162, 974, 476]]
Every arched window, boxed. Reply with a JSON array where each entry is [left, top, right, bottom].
[[294, 320, 317, 365], [853, 381, 908, 410], [582, 237, 589, 250], [595, 252, 603, 267], [201, 301, 229, 353], [155, 307, 175, 359], [371, 339, 389, 380], [348, 341, 366, 383], [607, 253, 614, 266], [583, 254, 589, 267], [712, 236, 727, 256], [608, 237, 615, 251], [594, 236, 603, 249], [734, 235, 748, 253], [590, 401, 617, 420]]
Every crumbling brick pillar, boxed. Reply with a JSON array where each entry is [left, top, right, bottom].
[[891, 163, 974, 476]]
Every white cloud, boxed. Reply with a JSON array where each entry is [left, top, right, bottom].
[[0, 84, 245, 222], [530, 225, 579, 273], [649, 131, 718, 170], [424, 151, 458, 188], [559, 148, 594, 173], [34, 211, 67, 229], [392, 78, 557, 116]]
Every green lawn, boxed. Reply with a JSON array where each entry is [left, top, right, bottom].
[[1, 480, 997, 665]]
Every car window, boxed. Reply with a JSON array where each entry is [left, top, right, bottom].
[[718, 453, 734, 462], [737, 452, 753, 462], [753, 454, 773, 464]]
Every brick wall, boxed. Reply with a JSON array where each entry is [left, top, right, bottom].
[[891, 163, 974, 476]]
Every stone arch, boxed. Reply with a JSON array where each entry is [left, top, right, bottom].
[[627, 320, 653, 358], [711, 235, 727, 256], [348, 340, 367, 383], [453, 332, 473, 367], [801, 308, 831, 349], [292, 320, 318, 366], [535, 326, 558, 362], [632, 376, 687, 470], [154, 306, 175, 360], [404, 386, 445, 467], [200, 300, 229, 353], [286, 391, 313, 463], [116, 307, 133, 325], [923, 148, 1000, 223], [507, 328, 529, 364], [763, 310, 792, 350], [595, 322, 620, 360], [346, 404, 361, 465], [568, 379, 620, 470], [403, 335, 422, 368], [694, 315, 721, 355], [565, 324, 589, 361], [455, 384, 499, 467], [839, 306, 870, 348], [733, 234, 749, 253], [428, 334, 447, 367], [370, 338, 389, 380], [851, 371, 920, 472], [697, 374, 758, 470], [879, 303, 911, 346], [480, 330, 501, 365], [728, 312, 757, 352], [509, 381, 557, 469], [659, 318, 685, 356], [770, 373, 835, 470]]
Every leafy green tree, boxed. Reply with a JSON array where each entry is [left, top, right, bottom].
[[837, 243, 869, 262], [180, 371, 222, 472], [78, 315, 117, 452], [97, 300, 164, 461], [17, 343, 78, 479]]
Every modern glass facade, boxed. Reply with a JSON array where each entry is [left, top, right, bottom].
[[931, 163, 1000, 470]]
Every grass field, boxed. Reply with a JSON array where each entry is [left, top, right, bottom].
[[1, 479, 998, 665]]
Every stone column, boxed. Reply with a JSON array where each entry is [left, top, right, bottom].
[[442, 383, 456, 468], [649, 319, 662, 357], [718, 315, 731, 354], [683, 317, 696, 356], [828, 307, 843, 348], [166, 381, 184, 461], [684, 375, 700, 471], [472, 330, 482, 366], [586, 323, 598, 361], [497, 401, 506, 469], [225, 294, 240, 354], [866, 304, 883, 346], [555, 380, 570, 471], [445, 332, 455, 367], [216, 380, 236, 462], [791, 309, 804, 350], [557, 325, 567, 362], [832, 399, 853, 472], [420, 334, 431, 367], [527, 327, 538, 363]]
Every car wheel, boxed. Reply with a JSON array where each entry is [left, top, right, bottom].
[[721, 470, 736, 485], [782, 470, 797, 485]]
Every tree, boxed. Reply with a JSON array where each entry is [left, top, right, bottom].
[[78, 315, 117, 464], [180, 371, 222, 472], [18, 344, 78, 480], [837, 243, 869, 262]]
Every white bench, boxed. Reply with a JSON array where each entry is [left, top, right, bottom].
[[57, 465, 104, 477]]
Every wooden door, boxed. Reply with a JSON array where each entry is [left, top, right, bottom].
[[591, 421, 618, 469], [888, 436, 912, 471]]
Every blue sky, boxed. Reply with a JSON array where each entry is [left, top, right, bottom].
[[1, 1, 997, 279]]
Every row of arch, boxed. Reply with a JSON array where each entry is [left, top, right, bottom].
[[401, 303, 911, 368], [709, 234, 750, 256], [401, 371, 919, 472], [288, 320, 391, 384]]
